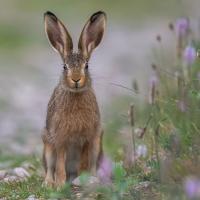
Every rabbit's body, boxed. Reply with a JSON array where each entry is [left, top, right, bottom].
[[44, 86, 100, 147], [42, 84, 102, 181], [42, 11, 106, 187]]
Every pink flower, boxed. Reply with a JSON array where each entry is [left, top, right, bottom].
[[97, 155, 113, 184], [175, 17, 190, 37], [183, 46, 196, 65], [184, 176, 200, 199]]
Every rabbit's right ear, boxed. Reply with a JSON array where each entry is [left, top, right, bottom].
[[78, 11, 106, 60], [44, 11, 73, 60]]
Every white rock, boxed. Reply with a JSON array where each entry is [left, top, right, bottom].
[[0, 170, 7, 180], [88, 176, 100, 185], [72, 177, 81, 186], [13, 167, 30, 178], [72, 176, 100, 186]]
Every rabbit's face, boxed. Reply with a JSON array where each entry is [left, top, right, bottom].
[[44, 11, 106, 92], [62, 53, 91, 92]]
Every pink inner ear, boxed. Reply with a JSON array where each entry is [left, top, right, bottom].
[[85, 26, 101, 53], [46, 16, 63, 48], [85, 27, 94, 46], [46, 24, 63, 53], [78, 12, 106, 58]]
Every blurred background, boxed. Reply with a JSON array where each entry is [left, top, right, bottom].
[[0, 0, 199, 155], [1, 1, 200, 199]]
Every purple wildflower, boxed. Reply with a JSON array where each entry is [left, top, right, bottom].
[[175, 17, 190, 37], [184, 176, 200, 199], [97, 155, 113, 184], [183, 45, 196, 65]]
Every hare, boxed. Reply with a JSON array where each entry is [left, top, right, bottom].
[[42, 11, 106, 187]]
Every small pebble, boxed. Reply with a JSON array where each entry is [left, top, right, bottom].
[[134, 181, 151, 190], [3, 176, 20, 183], [75, 192, 82, 198], [13, 167, 30, 178], [72, 176, 100, 186], [72, 176, 82, 186]]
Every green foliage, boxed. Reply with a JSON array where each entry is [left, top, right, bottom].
[[0, 172, 52, 199], [49, 183, 71, 199], [113, 163, 126, 182]]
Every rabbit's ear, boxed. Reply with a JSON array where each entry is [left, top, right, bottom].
[[44, 11, 73, 60], [78, 11, 106, 59]]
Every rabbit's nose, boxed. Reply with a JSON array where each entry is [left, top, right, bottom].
[[72, 78, 81, 83]]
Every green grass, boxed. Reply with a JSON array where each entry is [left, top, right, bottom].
[[0, 176, 51, 199], [0, 155, 44, 199], [0, 156, 160, 200], [0, 153, 188, 199]]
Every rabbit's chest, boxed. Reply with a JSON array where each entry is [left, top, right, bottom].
[[65, 104, 99, 132], [53, 97, 100, 139]]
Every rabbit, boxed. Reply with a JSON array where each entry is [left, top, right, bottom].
[[42, 11, 106, 187]]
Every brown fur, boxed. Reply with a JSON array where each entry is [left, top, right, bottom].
[[42, 11, 106, 187]]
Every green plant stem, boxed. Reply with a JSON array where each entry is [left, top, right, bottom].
[[155, 125, 161, 183]]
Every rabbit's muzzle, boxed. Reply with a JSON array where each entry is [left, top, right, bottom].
[[64, 69, 88, 91], [68, 76, 86, 89]]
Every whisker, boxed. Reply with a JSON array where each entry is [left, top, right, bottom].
[[93, 80, 143, 97], [108, 82, 138, 95]]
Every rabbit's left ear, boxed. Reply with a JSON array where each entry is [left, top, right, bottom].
[[78, 11, 106, 59]]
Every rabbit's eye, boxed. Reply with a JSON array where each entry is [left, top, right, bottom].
[[63, 64, 69, 70], [85, 63, 89, 69]]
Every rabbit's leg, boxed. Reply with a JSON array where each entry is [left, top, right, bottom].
[[55, 146, 66, 187], [79, 142, 89, 173], [43, 142, 56, 187], [89, 135, 101, 176]]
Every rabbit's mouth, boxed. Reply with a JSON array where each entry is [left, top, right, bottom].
[[63, 75, 90, 92], [61, 73, 91, 92], [61, 82, 88, 93], [68, 80, 86, 91]]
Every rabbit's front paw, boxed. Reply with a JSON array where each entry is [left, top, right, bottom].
[[43, 177, 54, 188], [55, 175, 66, 188]]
